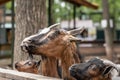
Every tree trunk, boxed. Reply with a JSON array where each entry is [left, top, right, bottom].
[[102, 0, 115, 61], [14, 0, 47, 66]]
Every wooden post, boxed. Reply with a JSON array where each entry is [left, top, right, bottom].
[[73, 5, 76, 29], [102, 0, 115, 61], [48, 0, 51, 26], [11, 0, 15, 69], [48, 0, 54, 26]]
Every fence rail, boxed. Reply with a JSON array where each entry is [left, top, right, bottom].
[[0, 68, 62, 80]]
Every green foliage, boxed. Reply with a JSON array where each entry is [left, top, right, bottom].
[[52, 0, 120, 29], [6, 1, 11, 10], [53, 0, 74, 22], [52, 0, 103, 22], [5, 0, 120, 29]]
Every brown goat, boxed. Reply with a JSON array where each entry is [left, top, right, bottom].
[[21, 25, 84, 80], [15, 60, 41, 74], [69, 58, 118, 80], [15, 58, 60, 78], [20, 23, 84, 80]]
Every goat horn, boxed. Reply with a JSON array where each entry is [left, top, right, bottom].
[[49, 23, 60, 29], [68, 27, 85, 35]]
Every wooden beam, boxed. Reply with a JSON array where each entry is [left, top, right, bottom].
[[0, 44, 11, 50], [0, 68, 62, 80], [0, 0, 11, 5], [0, 68, 119, 80], [64, 0, 98, 9], [79, 45, 120, 56]]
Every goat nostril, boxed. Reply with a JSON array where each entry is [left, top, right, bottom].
[[15, 64, 19, 68]]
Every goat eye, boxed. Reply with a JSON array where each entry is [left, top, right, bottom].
[[28, 62, 32, 65], [28, 39, 35, 43]]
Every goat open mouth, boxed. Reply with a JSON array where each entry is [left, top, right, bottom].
[[21, 45, 34, 59], [21, 45, 28, 53]]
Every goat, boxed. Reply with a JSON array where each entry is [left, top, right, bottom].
[[15, 58, 60, 78], [69, 58, 118, 80], [15, 60, 41, 74], [20, 23, 84, 80]]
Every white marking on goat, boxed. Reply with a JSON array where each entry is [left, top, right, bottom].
[[21, 34, 38, 47], [38, 23, 60, 35], [102, 59, 120, 77], [39, 28, 50, 35], [49, 23, 60, 29]]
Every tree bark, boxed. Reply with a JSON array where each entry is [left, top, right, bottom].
[[14, 0, 47, 66], [102, 0, 115, 61]]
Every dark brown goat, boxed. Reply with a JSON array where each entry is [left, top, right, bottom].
[[15, 60, 41, 74], [69, 58, 117, 80], [20, 23, 84, 80]]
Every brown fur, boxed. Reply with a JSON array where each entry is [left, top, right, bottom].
[[36, 32, 80, 79], [41, 56, 59, 78], [91, 75, 112, 80], [21, 28, 82, 80], [88, 66, 112, 80], [15, 58, 60, 78], [15, 60, 41, 74]]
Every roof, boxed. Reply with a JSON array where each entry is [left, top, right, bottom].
[[0, 0, 98, 9], [64, 0, 98, 9], [0, 0, 11, 5]]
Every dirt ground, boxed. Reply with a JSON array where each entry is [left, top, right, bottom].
[[0, 58, 12, 69]]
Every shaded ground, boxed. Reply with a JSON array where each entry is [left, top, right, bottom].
[[0, 58, 12, 69]]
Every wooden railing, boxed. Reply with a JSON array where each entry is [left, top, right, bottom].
[[0, 68, 119, 80], [0, 68, 62, 80], [76, 40, 120, 56]]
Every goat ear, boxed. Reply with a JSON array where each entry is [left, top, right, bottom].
[[102, 66, 113, 76], [37, 60, 41, 65], [69, 36, 83, 42], [67, 27, 85, 35], [35, 60, 41, 68]]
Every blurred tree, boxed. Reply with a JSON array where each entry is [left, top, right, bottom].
[[14, 0, 47, 66], [6, 1, 11, 10], [102, 0, 115, 61]]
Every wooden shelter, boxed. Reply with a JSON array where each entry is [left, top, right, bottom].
[[0, 0, 11, 5], [63, 0, 98, 29], [48, 0, 99, 26], [64, 0, 98, 9]]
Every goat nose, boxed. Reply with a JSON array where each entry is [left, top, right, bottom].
[[15, 65, 18, 68], [15, 63, 19, 68]]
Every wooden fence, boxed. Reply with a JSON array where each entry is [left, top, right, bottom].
[[0, 68, 119, 80], [0, 68, 62, 80], [79, 41, 120, 56]]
